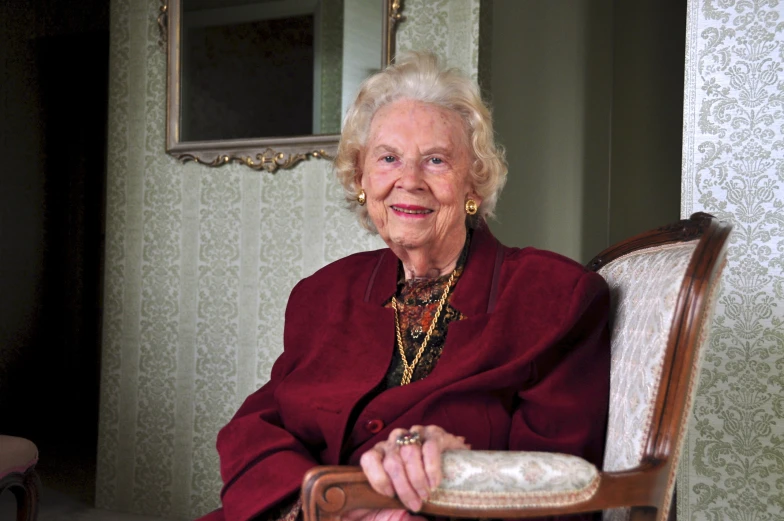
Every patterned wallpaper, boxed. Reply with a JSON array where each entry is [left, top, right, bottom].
[[397, 0, 480, 79], [97, 0, 478, 518], [678, 1, 784, 520]]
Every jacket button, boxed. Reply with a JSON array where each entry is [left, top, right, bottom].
[[365, 419, 384, 434]]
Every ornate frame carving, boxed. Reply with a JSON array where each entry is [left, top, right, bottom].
[[164, 0, 404, 173]]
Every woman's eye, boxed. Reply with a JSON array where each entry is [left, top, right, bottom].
[[383, 156, 396, 163], [430, 157, 444, 165]]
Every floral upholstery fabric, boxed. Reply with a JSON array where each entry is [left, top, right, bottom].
[[428, 450, 599, 509], [597, 242, 697, 474], [598, 242, 698, 521]]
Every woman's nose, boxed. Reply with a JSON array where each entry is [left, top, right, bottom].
[[396, 162, 425, 190]]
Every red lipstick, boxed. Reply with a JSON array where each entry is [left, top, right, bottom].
[[390, 204, 433, 217]]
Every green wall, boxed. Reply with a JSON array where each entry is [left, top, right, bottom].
[[486, 0, 684, 263]]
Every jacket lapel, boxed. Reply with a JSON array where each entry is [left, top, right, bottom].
[[449, 222, 502, 317]]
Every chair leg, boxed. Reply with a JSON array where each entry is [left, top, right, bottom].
[[21, 468, 41, 521], [4, 468, 40, 521]]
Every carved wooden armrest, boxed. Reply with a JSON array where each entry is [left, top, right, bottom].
[[302, 450, 666, 521]]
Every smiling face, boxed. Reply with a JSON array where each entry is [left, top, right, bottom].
[[358, 99, 481, 268]]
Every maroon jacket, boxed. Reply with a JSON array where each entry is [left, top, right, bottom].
[[209, 224, 610, 521]]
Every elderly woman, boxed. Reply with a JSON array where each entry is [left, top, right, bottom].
[[199, 52, 610, 521]]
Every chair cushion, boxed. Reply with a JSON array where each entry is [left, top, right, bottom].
[[427, 450, 599, 509], [0, 435, 39, 478]]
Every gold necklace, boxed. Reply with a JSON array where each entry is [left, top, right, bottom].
[[392, 269, 458, 386]]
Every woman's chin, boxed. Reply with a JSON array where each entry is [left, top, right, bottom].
[[386, 232, 432, 252], [381, 224, 464, 254]]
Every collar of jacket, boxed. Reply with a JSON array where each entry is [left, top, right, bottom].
[[363, 221, 506, 316]]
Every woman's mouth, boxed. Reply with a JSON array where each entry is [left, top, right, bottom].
[[390, 205, 433, 215]]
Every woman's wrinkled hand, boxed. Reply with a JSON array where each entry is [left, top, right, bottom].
[[356, 425, 471, 514]]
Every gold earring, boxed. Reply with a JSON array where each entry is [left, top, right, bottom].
[[465, 199, 478, 215], [357, 189, 366, 206]]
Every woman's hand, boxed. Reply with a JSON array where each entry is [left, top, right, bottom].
[[358, 425, 471, 513]]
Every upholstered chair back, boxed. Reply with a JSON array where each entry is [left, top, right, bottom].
[[598, 242, 696, 473], [596, 239, 722, 521]]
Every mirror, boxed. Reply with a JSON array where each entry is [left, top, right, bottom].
[[164, 0, 403, 172]]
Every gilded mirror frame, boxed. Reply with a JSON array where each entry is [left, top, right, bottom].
[[162, 0, 404, 172]]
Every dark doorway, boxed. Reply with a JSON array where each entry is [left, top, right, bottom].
[[0, 0, 109, 504]]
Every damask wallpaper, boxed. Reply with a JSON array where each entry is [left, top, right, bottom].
[[678, 1, 784, 520], [97, 0, 479, 518], [396, 0, 480, 79]]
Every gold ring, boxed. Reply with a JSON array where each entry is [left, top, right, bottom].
[[395, 431, 421, 447]]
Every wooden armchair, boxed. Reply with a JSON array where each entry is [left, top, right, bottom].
[[0, 435, 40, 521], [301, 212, 732, 521]]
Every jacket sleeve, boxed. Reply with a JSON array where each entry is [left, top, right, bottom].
[[506, 270, 610, 521], [508, 270, 611, 468], [216, 282, 317, 521]]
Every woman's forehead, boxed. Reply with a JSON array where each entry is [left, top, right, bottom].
[[373, 99, 459, 124], [367, 99, 468, 149]]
